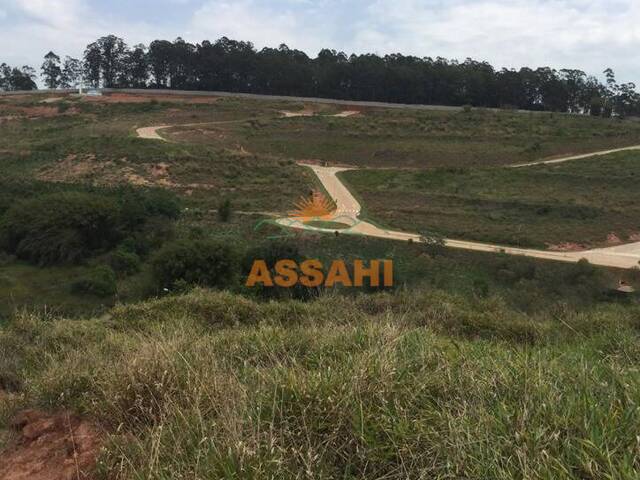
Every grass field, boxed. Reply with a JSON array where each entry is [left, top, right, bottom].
[[342, 151, 640, 248], [188, 107, 640, 168]]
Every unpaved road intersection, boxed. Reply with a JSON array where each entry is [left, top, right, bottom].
[[138, 115, 640, 269]]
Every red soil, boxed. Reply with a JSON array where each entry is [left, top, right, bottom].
[[0, 410, 103, 480]]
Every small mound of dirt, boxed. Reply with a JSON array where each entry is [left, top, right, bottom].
[[0, 409, 102, 480], [607, 233, 622, 245]]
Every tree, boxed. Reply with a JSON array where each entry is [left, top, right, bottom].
[[0, 64, 37, 91], [41, 51, 62, 88], [60, 56, 82, 88], [83, 42, 102, 87], [121, 44, 148, 87], [148, 39, 173, 87], [67, 34, 640, 115], [0, 63, 11, 90], [97, 35, 127, 87], [82, 35, 128, 87]]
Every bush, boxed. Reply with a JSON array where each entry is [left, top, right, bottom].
[[0, 188, 181, 265], [0, 192, 121, 265], [71, 265, 118, 297], [218, 198, 232, 222], [109, 248, 142, 277], [151, 238, 240, 291], [242, 239, 320, 300]]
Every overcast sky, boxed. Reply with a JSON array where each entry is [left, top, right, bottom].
[[1, 0, 639, 84]]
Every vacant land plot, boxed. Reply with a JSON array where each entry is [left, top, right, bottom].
[[343, 151, 640, 248], [188, 107, 640, 168]]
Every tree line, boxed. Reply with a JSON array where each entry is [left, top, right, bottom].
[[2, 34, 639, 116]]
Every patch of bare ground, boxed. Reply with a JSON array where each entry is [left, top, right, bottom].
[[40, 97, 64, 104], [0, 410, 102, 480], [0, 106, 79, 121], [606, 233, 623, 245], [280, 109, 362, 118], [37, 154, 216, 191], [547, 242, 588, 252], [0, 116, 20, 124]]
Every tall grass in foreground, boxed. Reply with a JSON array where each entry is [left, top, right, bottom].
[[1, 289, 640, 479]]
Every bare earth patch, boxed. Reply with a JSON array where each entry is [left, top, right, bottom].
[[37, 154, 216, 190], [280, 109, 361, 118], [0, 105, 78, 121], [606, 233, 623, 245], [547, 242, 588, 252], [0, 409, 102, 480]]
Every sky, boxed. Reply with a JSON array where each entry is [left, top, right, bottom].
[[1, 0, 639, 84]]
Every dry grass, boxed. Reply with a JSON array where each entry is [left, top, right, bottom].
[[1, 289, 640, 479]]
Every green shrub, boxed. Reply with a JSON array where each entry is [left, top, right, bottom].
[[151, 238, 240, 291], [109, 248, 142, 277], [217, 198, 232, 222], [0, 188, 180, 266], [241, 239, 319, 300], [0, 192, 121, 265], [118, 188, 181, 225], [71, 265, 117, 297]]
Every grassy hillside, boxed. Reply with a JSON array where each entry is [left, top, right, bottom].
[[192, 107, 640, 168], [2, 288, 640, 479], [342, 151, 640, 248], [1, 92, 639, 316]]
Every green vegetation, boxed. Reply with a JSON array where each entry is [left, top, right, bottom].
[[2, 289, 640, 478], [151, 238, 240, 291], [205, 109, 640, 168], [343, 151, 640, 247], [304, 220, 351, 229], [217, 198, 233, 222], [70, 265, 118, 298]]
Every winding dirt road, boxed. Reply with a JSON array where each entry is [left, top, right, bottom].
[[277, 164, 640, 269], [137, 117, 640, 269], [510, 145, 640, 168], [135, 119, 248, 141]]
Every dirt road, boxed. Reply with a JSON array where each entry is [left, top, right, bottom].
[[135, 119, 248, 141], [510, 145, 640, 168], [279, 164, 640, 269], [138, 116, 640, 269]]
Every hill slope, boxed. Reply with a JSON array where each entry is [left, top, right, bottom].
[[2, 289, 640, 479]]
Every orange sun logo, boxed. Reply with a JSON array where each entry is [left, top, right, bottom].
[[290, 190, 335, 220]]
